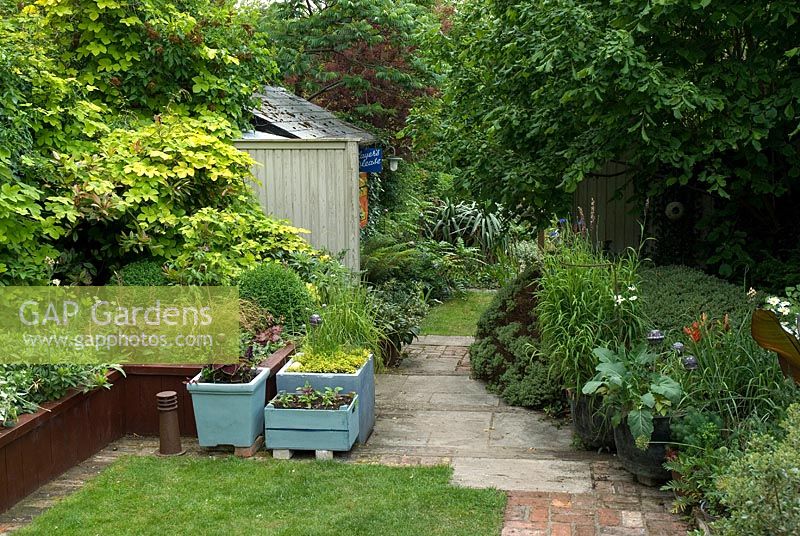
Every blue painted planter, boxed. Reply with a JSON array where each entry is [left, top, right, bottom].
[[275, 354, 375, 444], [186, 367, 269, 448], [264, 394, 359, 451]]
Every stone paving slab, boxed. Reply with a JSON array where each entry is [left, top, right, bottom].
[[489, 412, 573, 450], [452, 457, 593, 494], [414, 335, 476, 346]]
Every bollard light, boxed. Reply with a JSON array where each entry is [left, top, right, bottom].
[[156, 390, 185, 456]]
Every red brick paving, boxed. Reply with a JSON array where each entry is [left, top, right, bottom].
[[503, 490, 689, 535], [500, 459, 690, 535]]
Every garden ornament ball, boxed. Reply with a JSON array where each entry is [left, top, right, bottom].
[[646, 329, 665, 345]]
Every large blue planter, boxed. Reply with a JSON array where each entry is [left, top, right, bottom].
[[187, 367, 269, 448], [276, 354, 375, 444], [264, 394, 359, 451]]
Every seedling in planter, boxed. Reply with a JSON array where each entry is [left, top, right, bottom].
[[272, 382, 354, 410]]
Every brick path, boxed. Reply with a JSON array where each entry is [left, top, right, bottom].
[[502, 464, 689, 535], [1, 336, 691, 535]]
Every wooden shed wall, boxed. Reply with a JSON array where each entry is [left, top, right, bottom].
[[573, 162, 644, 253], [234, 139, 361, 270]]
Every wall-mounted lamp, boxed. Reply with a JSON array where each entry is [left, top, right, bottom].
[[387, 147, 402, 172]]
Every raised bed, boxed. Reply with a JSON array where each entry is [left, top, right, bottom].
[[0, 342, 295, 514], [265, 394, 359, 452], [0, 370, 125, 514], [275, 353, 375, 444]]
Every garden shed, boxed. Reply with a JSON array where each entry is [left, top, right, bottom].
[[234, 86, 376, 270]]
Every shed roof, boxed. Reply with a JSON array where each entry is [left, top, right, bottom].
[[252, 86, 376, 143]]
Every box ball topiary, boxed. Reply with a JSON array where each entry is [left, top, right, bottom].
[[238, 262, 313, 333], [117, 259, 169, 286]]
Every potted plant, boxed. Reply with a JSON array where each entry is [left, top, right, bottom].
[[568, 389, 615, 450], [582, 344, 682, 485], [276, 347, 374, 444], [187, 347, 269, 448], [264, 382, 359, 452]]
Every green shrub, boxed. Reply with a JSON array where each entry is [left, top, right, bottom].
[[469, 265, 562, 410], [639, 265, 755, 335], [421, 199, 508, 260], [166, 207, 313, 285], [116, 260, 168, 286], [361, 234, 476, 301], [238, 263, 313, 333], [0, 0, 277, 285], [370, 280, 429, 364], [711, 404, 800, 536], [664, 410, 733, 515], [498, 351, 561, 409]]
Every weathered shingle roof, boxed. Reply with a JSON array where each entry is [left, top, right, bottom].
[[252, 86, 376, 143]]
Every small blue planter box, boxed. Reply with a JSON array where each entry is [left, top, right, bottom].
[[276, 354, 375, 444], [264, 394, 359, 451], [187, 367, 269, 448]]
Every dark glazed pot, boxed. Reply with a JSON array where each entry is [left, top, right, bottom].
[[570, 393, 615, 450], [613, 416, 671, 486]]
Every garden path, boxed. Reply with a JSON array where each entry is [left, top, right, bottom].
[[350, 335, 691, 536]]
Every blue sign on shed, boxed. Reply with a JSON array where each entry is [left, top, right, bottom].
[[359, 147, 382, 172]]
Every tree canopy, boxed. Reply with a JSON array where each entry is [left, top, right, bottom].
[[261, 0, 437, 141], [0, 0, 309, 285], [414, 0, 800, 280]]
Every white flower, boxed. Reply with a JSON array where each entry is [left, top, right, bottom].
[[51, 279, 61, 287], [767, 296, 781, 306], [747, 287, 757, 298], [613, 295, 625, 306], [627, 285, 637, 291], [779, 306, 791, 316], [628, 295, 638, 301], [780, 301, 792, 308]]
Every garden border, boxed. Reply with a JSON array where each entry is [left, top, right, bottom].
[[0, 342, 295, 514]]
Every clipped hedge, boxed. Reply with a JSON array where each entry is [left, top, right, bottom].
[[470, 266, 562, 410], [639, 265, 755, 335]]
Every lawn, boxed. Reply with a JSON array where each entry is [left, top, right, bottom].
[[18, 457, 506, 536], [420, 290, 495, 336]]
